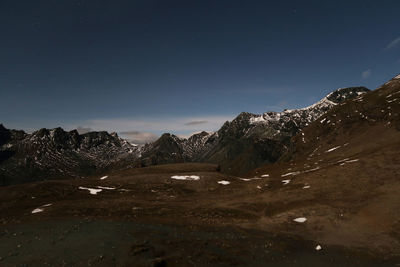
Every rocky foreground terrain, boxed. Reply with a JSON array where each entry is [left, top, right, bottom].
[[0, 161, 398, 266], [0, 75, 399, 266]]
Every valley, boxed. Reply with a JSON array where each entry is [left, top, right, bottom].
[[1, 75, 400, 265]]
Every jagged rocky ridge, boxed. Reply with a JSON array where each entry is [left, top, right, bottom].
[[0, 86, 370, 184], [140, 131, 218, 166], [0, 126, 139, 185], [140, 87, 370, 174]]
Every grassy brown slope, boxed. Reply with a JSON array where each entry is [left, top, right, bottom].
[[289, 76, 400, 160], [246, 76, 400, 255], [1, 162, 397, 265]]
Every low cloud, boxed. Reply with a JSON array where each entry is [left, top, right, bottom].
[[119, 131, 159, 145], [184, 120, 208, 126], [67, 115, 233, 141], [361, 69, 371, 79], [76, 126, 93, 134], [385, 36, 400, 50]]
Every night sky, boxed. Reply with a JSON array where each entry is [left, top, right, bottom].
[[1, 0, 399, 143]]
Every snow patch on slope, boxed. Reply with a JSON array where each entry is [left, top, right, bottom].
[[171, 175, 200, 181], [293, 217, 307, 223], [79, 187, 102, 195]]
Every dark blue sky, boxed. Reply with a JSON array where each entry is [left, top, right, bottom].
[[1, 0, 399, 141]]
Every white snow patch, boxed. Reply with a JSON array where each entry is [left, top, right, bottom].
[[79, 187, 102, 195], [100, 176, 108, 180], [281, 171, 300, 177], [250, 116, 267, 123], [97, 186, 116, 190], [31, 208, 44, 214], [31, 203, 52, 214], [171, 175, 200, 181], [239, 177, 261, 181], [338, 158, 359, 165], [293, 217, 307, 223], [282, 179, 291, 185], [320, 118, 326, 123], [2, 143, 13, 149], [257, 185, 262, 189], [325, 146, 341, 153], [303, 185, 311, 189], [336, 158, 350, 163], [217, 180, 230, 185], [345, 159, 359, 163], [303, 167, 320, 173], [315, 245, 322, 251], [261, 174, 269, 177]]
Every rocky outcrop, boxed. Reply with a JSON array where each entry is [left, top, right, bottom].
[[0, 127, 139, 185]]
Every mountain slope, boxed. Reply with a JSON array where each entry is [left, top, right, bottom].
[[0, 127, 139, 185], [242, 73, 400, 254], [289, 74, 400, 160], [139, 131, 218, 166], [199, 86, 370, 174], [140, 133, 186, 166]]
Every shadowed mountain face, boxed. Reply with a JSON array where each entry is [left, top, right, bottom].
[[0, 124, 11, 147], [140, 133, 186, 166], [139, 131, 219, 166], [0, 127, 139, 185], [0, 124, 14, 165]]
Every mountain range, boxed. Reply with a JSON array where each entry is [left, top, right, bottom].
[[0, 86, 370, 185], [0, 126, 139, 185]]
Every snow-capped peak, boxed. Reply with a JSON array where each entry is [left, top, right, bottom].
[[249, 87, 369, 126]]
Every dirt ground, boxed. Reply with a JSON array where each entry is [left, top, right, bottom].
[[0, 159, 399, 266], [0, 219, 394, 267]]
